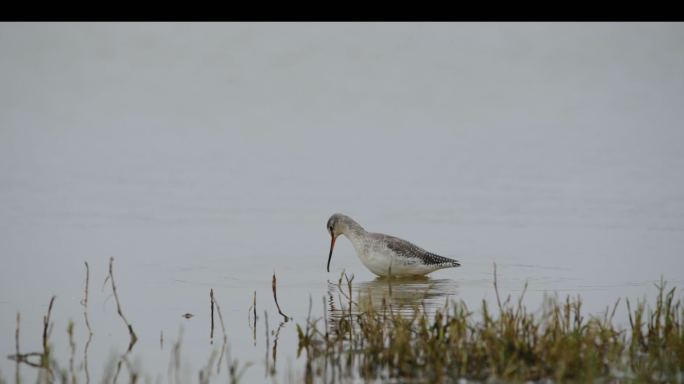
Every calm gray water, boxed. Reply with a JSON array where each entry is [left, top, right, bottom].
[[1, 23, 684, 383]]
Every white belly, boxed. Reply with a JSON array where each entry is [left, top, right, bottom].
[[350, 237, 438, 277]]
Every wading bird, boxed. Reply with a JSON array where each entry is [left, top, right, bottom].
[[326, 213, 460, 277]]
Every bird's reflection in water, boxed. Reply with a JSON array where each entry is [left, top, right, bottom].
[[326, 275, 460, 325]]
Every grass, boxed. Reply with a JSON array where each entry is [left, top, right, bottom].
[[4, 261, 683, 383], [297, 271, 684, 383]]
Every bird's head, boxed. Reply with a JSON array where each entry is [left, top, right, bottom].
[[326, 213, 351, 272]]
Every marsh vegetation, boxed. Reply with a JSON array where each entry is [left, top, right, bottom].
[[4, 261, 683, 383]]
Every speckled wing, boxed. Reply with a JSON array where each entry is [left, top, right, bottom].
[[381, 235, 461, 267]]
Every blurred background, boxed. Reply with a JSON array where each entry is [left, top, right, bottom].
[[1, 23, 683, 382]]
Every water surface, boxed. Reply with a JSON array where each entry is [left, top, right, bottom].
[[1, 23, 684, 382]]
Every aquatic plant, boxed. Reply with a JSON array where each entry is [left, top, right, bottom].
[[298, 272, 684, 382], [4, 262, 682, 383]]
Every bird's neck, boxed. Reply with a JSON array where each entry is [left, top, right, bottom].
[[340, 217, 366, 237]]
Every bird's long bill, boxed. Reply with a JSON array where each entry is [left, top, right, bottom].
[[326, 236, 336, 272]]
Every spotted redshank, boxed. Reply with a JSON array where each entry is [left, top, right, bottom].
[[326, 213, 460, 277]]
